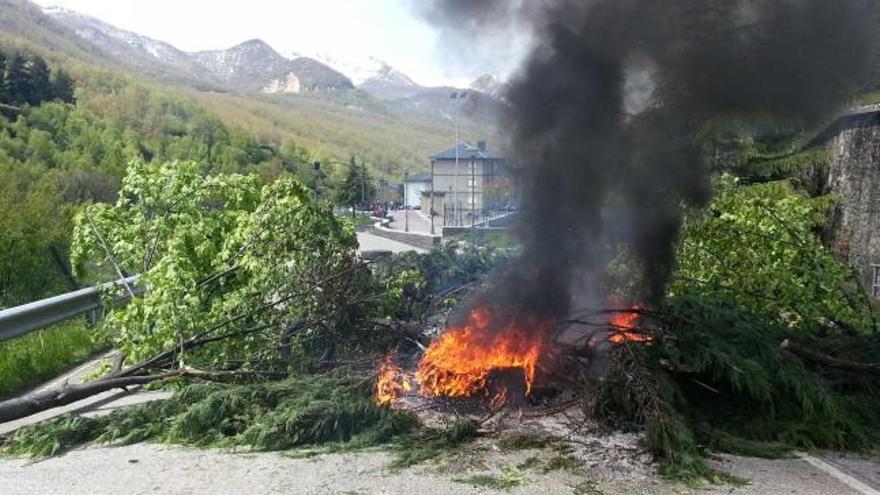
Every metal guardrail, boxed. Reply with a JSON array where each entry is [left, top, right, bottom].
[[0, 276, 140, 342]]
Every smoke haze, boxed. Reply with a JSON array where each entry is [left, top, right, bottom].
[[413, 0, 880, 320]]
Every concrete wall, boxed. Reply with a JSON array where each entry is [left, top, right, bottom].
[[420, 191, 445, 215], [371, 218, 441, 251]]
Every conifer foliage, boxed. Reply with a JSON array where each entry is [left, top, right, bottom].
[[0, 49, 75, 107]]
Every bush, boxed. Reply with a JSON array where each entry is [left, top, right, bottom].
[[71, 160, 361, 369]]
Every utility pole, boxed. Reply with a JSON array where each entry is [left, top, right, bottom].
[[454, 118, 459, 225], [404, 171, 409, 233], [449, 91, 467, 226], [430, 159, 435, 235], [470, 156, 476, 244]]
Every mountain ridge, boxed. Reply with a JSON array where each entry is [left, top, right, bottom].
[[42, 4, 506, 103], [0, 0, 501, 171], [44, 7, 354, 94]]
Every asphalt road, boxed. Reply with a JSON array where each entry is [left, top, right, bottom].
[[0, 441, 874, 495], [387, 210, 432, 234]]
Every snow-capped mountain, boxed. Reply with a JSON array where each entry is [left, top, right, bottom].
[[42, 6, 220, 88], [192, 40, 352, 93], [470, 74, 510, 100], [311, 53, 415, 87], [308, 52, 425, 100], [37, 3, 504, 124], [43, 6, 353, 94]]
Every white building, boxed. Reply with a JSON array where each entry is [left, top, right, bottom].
[[404, 172, 431, 208], [429, 141, 511, 218]]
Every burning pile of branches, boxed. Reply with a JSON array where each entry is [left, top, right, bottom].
[[374, 300, 650, 409]]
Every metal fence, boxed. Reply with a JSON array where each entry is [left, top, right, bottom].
[[0, 276, 140, 342], [442, 207, 516, 228]]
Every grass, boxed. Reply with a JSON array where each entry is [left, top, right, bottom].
[[388, 419, 482, 470], [338, 212, 379, 227], [0, 319, 105, 400], [447, 230, 519, 250], [497, 432, 556, 450], [455, 465, 528, 491]]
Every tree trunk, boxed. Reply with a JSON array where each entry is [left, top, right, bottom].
[[780, 339, 880, 375], [0, 372, 179, 424]]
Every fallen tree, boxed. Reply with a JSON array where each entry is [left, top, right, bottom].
[[594, 177, 880, 480], [0, 372, 179, 424], [4, 163, 879, 487], [0, 162, 507, 424]]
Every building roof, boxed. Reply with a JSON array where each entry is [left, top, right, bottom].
[[429, 141, 505, 160], [405, 172, 432, 183]]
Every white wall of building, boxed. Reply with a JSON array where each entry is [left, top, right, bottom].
[[405, 181, 428, 208]]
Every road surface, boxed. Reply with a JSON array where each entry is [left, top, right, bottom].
[[0, 441, 875, 495], [387, 210, 432, 234]]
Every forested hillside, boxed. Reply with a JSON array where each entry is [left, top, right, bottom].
[[0, 0, 496, 172], [0, 45, 323, 307], [0, 0, 495, 307]]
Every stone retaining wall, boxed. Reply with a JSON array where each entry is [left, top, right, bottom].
[[370, 218, 441, 250]]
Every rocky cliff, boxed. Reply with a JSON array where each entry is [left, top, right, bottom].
[[816, 108, 880, 289]]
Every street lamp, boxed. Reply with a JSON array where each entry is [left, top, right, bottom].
[[378, 178, 387, 216], [403, 171, 409, 233], [360, 159, 367, 213]]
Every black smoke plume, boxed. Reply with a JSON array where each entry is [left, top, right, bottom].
[[415, 0, 880, 321]]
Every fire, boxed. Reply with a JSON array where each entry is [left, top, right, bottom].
[[415, 308, 550, 399], [373, 299, 653, 407], [374, 354, 412, 406], [608, 302, 652, 344], [372, 308, 551, 406], [489, 386, 508, 409]]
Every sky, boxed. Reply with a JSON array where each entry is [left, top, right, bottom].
[[30, 0, 527, 87]]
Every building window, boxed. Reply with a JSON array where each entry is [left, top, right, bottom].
[[873, 264, 880, 298]]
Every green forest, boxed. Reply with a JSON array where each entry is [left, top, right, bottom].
[[0, 45, 337, 308]]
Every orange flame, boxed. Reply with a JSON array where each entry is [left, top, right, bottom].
[[489, 386, 508, 409], [375, 354, 412, 406], [608, 302, 652, 344], [415, 308, 550, 399], [373, 299, 654, 407]]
